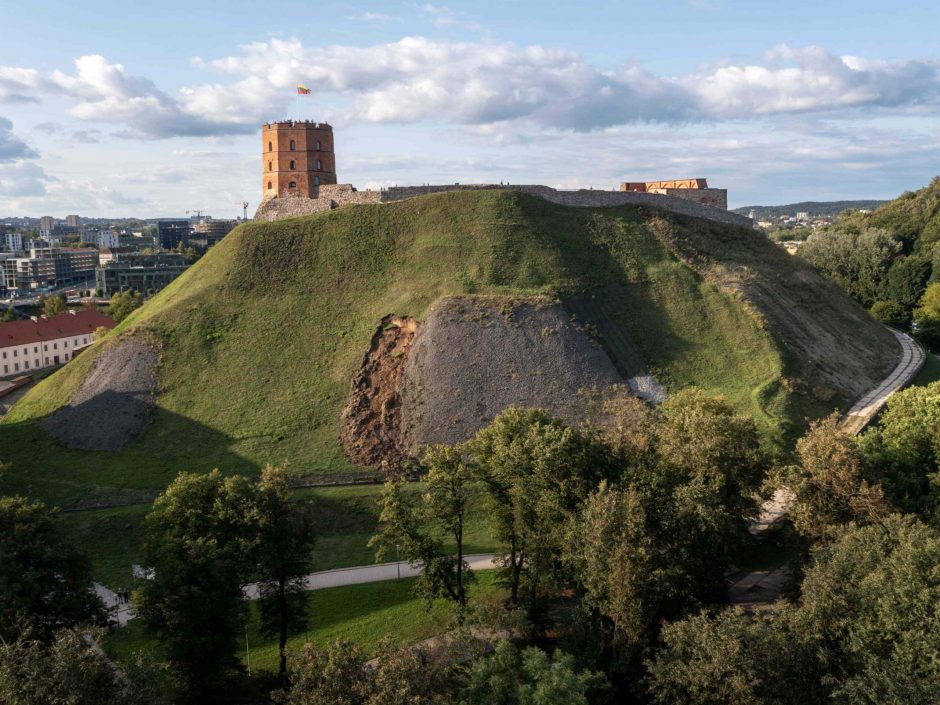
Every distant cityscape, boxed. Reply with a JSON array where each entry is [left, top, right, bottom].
[[0, 214, 245, 300]]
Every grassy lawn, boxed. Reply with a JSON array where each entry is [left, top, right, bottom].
[[63, 483, 498, 589], [912, 351, 940, 387], [105, 571, 503, 673]]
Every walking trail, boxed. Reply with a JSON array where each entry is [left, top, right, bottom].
[[727, 329, 925, 606], [97, 554, 499, 627]]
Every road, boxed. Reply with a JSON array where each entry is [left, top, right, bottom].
[[97, 554, 499, 627], [728, 328, 926, 606]]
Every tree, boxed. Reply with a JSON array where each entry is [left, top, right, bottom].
[[649, 390, 765, 600], [460, 641, 605, 705], [914, 282, 940, 348], [0, 495, 104, 642], [646, 608, 822, 705], [254, 464, 317, 677], [371, 445, 475, 616], [135, 470, 258, 702], [869, 300, 908, 327], [0, 628, 169, 705], [280, 639, 453, 705], [795, 515, 940, 704], [470, 407, 611, 604], [41, 294, 66, 317], [0, 306, 16, 322], [108, 290, 144, 323], [858, 381, 940, 516], [780, 413, 892, 540], [566, 483, 666, 646], [800, 228, 901, 307]]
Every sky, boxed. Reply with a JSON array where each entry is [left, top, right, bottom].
[[1, 0, 939, 218]]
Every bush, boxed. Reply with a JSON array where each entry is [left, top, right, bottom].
[[869, 300, 909, 326]]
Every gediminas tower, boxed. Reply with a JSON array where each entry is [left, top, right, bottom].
[[261, 121, 337, 200]]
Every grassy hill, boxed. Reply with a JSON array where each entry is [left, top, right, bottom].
[[0, 190, 897, 508]]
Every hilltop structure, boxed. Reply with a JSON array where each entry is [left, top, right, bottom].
[[261, 121, 337, 200], [620, 179, 728, 210], [253, 122, 747, 226]]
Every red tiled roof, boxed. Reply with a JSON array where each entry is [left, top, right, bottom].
[[0, 309, 117, 349]]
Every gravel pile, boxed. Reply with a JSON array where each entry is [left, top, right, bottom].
[[398, 297, 661, 452], [42, 337, 159, 451]]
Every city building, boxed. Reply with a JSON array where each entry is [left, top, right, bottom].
[[619, 179, 728, 210], [0, 246, 99, 293], [0, 309, 116, 376], [65, 214, 82, 227], [156, 220, 191, 250], [93, 230, 121, 250], [2, 231, 23, 253], [98, 247, 137, 265], [38, 216, 55, 238], [95, 252, 189, 296], [261, 121, 337, 201], [191, 219, 237, 250]]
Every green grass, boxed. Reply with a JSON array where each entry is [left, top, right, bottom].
[[912, 352, 940, 387], [2, 190, 868, 507], [64, 483, 499, 589], [105, 571, 504, 673]]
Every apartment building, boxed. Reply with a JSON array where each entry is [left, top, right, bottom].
[[0, 309, 116, 376]]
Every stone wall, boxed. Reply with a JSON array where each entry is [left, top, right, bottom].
[[255, 183, 751, 227], [379, 184, 750, 227]]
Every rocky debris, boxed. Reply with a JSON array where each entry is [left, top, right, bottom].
[[339, 315, 418, 468], [397, 296, 658, 454], [42, 337, 159, 451]]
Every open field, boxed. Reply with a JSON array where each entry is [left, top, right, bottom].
[[105, 571, 503, 673]]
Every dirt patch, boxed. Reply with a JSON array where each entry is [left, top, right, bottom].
[[398, 297, 660, 453], [42, 336, 160, 451], [339, 315, 418, 468]]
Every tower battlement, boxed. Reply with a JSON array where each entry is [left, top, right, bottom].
[[261, 120, 337, 200]]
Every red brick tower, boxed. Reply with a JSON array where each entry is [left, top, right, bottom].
[[261, 121, 337, 200]]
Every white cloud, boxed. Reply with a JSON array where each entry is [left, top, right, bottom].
[[0, 66, 46, 104], [47, 55, 255, 139], [0, 117, 38, 162], [1, 40, 938, 141], [0, 160, 49, 197]]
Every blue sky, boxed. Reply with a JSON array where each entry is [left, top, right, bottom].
[[1, 0, 938, 217]]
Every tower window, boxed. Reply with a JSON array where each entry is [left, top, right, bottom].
[[268, 141, 272, 152], [289, 181, 297, 188], [290, 160, 296, 170], [314, 176, 320, 186], [316, 140, 321, 150], [316, 159, 322, 170], [267, 181, 272, 190], [268, 161, 272, 171], [289, 140, 296, 150]]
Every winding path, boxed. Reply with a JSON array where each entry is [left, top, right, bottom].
[[728, 328, 926, 606], [97, 554, 499, 627]]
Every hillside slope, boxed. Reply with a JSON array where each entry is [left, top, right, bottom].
[[1, 190, 898, 507]]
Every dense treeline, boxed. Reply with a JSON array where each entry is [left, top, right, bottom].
[[799, 177, 940, 342], [3, 382, 940, 703]]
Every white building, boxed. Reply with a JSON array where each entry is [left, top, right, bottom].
[[94, 230, 121, 250], [0, 309, 116, 376], [2, 232, 22, 253]]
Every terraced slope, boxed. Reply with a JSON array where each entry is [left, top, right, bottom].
[[0, 190, 897, 507]]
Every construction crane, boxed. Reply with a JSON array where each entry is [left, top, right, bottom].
[[185, 209, 207, 222]]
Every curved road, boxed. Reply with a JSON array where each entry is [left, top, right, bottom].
[[729, 328, 926, 606]]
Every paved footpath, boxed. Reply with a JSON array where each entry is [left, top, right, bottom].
[[728, 328, 925, 607], [99, 554, 498, 627]]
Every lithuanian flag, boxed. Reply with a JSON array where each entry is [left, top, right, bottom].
[[297, 84, 311, 95]]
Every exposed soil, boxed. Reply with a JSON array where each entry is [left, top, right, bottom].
[[397, 297, 660, 454], [42, 336, 160, 451], [339, 315, 419, 468]]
